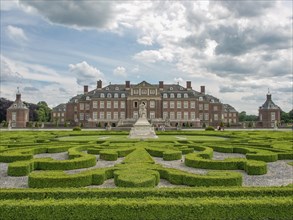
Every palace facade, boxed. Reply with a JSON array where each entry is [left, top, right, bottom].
[[54, 80, 238, 128]]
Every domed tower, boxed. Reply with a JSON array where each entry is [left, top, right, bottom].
[[6, 88, 29, 128], [258, 91, 281, 128]]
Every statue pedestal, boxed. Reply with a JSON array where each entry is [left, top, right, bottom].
[[128, 117, 158, 139]]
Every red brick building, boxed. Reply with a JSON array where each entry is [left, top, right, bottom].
[[258, 92, 281, 128], [6, 90, 29, 128], [52, 104, 66, 124], [61, 80, 238, 128]]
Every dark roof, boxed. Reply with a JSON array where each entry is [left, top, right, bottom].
[[52, 103, 66, 111], [260, 94, 280, 110], [223, 104, 238, 112], [7, 93, 28, 110]]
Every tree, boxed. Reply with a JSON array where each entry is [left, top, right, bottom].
[[239, 111, 246, 122], [36, 101, 52, 122]]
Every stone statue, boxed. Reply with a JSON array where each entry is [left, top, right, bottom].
[[139, 103, 147, 118]]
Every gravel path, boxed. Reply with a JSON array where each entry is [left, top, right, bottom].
[[1, 151, 292, 188]]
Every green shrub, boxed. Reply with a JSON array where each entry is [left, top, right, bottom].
[[205, 126, 215, 131], [99, 150, 118, 161], [72, 126, 81, 131], [163, 150, 182, 161]]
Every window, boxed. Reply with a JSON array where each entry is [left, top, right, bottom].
[[74, 106, 77, 111], [177, 112, 182, 120], [211, 99, 214, 103], [170, 112, 175, 120], [142, 89, 147, 95], [85, 103, 90, 110], [114, 101, 118, 108], [177, 93, 181, 98], [107, 93, 112, 98], [93, 101, 98, 109], [150, 101, 155, 108], [260, 114, 262, 121], [134, 101, 138, 108], [107, 101, 111, 108], [79, 113, 84, 120], [163, 101, 168, 108], [53, 112, 56, 117], [100, 101, 104, 108], [184, 93, 188, 98], [177, 101, 181, 108], [213, 106, 218, 111], [204, 113, 209, 120], [106, 87, 109, 90], [85, 113, 90, 120], [191, 112, 195, 119], [204, 104, 209, 110], [199, 113, 203, 120], [61, 118, 64, 122], [121, 93, 125, 98], [120, 112, 125, 119], [214, 114, 218, 121], [199, 104, 203, 110], [114, 93, 119, 98], [184, 112, 188, 120], [12, 112, 16, 121], [121, 101, 125, 108], [107, 112, 111, 120], [115, 87, 119, 90], [134, 90, 139, 95], [75, 99, 78, 103], [170, 93, 175, 98], [93, 112, 98, 120], [224, 113, 227, 117], [86, 96, 90, 100], [61, 113, 64, 117], [184, 101, 188, 108], [199, 97, 203, 101], [99, 112, 104, 119], [170, 101, 174, 108], [233, 113, 237, 117], [100, 93, 105, 98], [58, 113, 60, 117], [74, 114, 78, 121], [163, 112, 168, 120], [163, 93, 168, 98], [190, 101, 195, 108], [150, 112, 155, 119], [271, 112, 275, 121], [170, 87, 173, 90], [150, 90, 156, 95], [79, 103, 84, 110], [113, 112, 118, 120], [133, 111, 138, 119]]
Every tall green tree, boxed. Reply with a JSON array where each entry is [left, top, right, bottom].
[[36, 101, 52, 122]]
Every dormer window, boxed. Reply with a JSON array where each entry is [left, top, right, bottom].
[[184, 93, 188, 98], [199, 97, 203, 101], [75, 99, 78, 103], [177, 93, 181, 98], [114, 93, 119, 98], [163, 93, 168, 98], [106, 87, 109, 90], [170, 93, 175, 98], [121, 93, 125, 98], [100, 93, 105, 98], [180, 87, 183, 90], [86, 96, 90, 100], [211, 99, 214, 103], [170, 87, 173, 90], [107, 93, 112, 98]]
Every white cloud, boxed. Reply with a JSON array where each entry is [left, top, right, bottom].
[[6, 25, 28, 42], [69, 61, 105, 86], [113, 66, 127, 77], [137, 36, 153, 46]]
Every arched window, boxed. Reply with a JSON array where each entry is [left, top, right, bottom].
[[121, 93, 125, 98], [107, 93, 112, 98], [100, 93, 105, 98], [115, 87, 119, 90], [184, 93, 188, 98], [163, 93, 168, 98], [199, 97, 203, 101], [170, 93, 175, 98], [86, 96, 90, 100], [114, 93, 119, 98], [177, 93, 181, 98]]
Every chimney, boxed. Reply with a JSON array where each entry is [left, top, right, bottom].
[[159, 81, 164, 90], [125, 81, 130, 90], [97, 80, 102, 90], [84, 85, 88, 94], [200, 86, 205, 94], [186, 81, 192, 90]]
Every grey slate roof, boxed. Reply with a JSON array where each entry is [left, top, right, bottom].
[[260, 94, 280, 110], [223, 104, 238, 112], [52, 104, 66, 112]]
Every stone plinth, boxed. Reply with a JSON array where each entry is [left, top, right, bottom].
[[128, 117, 158, 139]]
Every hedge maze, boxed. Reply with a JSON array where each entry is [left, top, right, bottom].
[[0, 130, 292, 219]]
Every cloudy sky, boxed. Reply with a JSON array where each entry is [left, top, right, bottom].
[[1, 0, 292, 114]]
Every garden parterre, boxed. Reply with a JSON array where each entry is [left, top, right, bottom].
[[0, 130, 292, 219]]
